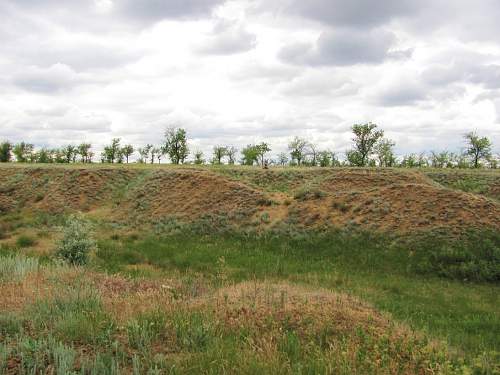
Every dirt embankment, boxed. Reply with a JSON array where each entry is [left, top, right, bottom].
[[0, 166, 499, 234]]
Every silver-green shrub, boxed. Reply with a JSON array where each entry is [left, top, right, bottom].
[[56, 215, 96, 265]]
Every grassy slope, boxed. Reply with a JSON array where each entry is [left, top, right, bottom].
[[0, 164, 499, 373]]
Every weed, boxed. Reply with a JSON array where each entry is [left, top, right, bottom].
[[294, 187, 326, 201], [261, 212, 271, 223], [170, 311, 215, 352], [126, 310, 166, 351], [16, 234, 36, 248]]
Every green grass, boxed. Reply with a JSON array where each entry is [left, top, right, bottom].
[[94, 229, 500, 360]]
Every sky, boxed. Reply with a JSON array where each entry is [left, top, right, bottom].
[[1, 0, 500, 160]]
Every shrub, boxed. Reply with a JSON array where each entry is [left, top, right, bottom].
[[293, 187, 326, 201], [16, 235, 36, 248], [56, 215, 97, 265], [408, 230, 500, 282]]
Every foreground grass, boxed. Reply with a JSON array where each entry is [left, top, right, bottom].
[[1, 212, 498, 373], [0, 255, 469, 374], [94, 229, 500, 360]]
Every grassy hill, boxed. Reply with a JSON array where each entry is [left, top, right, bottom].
[[0, 164, 499, 373]]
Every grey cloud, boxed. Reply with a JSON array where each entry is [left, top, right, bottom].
[[286, 0, 420, 28], [196, 19, 257, 55], [422, 60, 500, 89], [12, 64, 83, 93], [375, 81, 427, 107], [279, 28, 397, 66], [114, 0, 225, 23], [280, 72, 359, 97]]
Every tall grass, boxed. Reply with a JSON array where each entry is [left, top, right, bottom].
[[0, 254, 39, 282]]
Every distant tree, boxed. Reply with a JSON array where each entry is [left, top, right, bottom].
[[464, 132, 492, 168], [77, 143, 92, 163], [153, 147, 164, 164], [102, 138, 121, 163], [226, 146, 238, 165], [346, 149, 364, 167], [0, 141, 12, 162], [277, 152, 289, 166], [349, 123, 384, 167], [163, 127, 189, 164], [194, 150, 205, 165], [12, 142, 34, 163], [307, 143, 319, 166], [36, 148, 52, 163], [61, 145, 77, 163], [121, 144, 134, 163], [375, 139, 396, 167], [240, 145, 259, 166], [288, 137, 308, 166], [255, 142, 271, 167], [138, 144, 153, 164], [212, 146, 227, 164], [430, 151, 450, 168], [318, 150, 332, 167]]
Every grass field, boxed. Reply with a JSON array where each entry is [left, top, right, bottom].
[[0, 164, 499, 374]]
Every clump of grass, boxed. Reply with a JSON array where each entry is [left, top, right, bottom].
[[16, 234, 36, 248], [260, 212, 271, 224], [332, 201, 350, 212], [293, 187, 326, 201], [126, 310, 166, 351], [170, 311, 215, 352], [0, 254, 39, 282], [27, 284, 114, 345]]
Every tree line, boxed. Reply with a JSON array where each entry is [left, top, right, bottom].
[[0, 124, 496, 169]]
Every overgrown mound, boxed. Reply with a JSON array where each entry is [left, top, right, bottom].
[[0, 165, 499, 234], [0, 167, 136, 213], [120, 169, 268, 224], [0, 259, 459, 374], [286, 169, 500, 233]]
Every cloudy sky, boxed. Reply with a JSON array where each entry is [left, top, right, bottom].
[[1, 0, 499, 159]]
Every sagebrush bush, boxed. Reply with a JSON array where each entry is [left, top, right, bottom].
[[56, 216, 96, 265]]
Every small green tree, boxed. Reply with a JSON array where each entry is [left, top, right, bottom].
[[375, 139, 396, 167], [138, 144, 153, 164], [430, 151, 450, 168], [122, 144, 134, 163], [318, 151, 331, 167], [288, 137, 308, 166], [194, 150, 205, 165], [102, 138, 122, 163], [77, 143, 92, 163], [255, 142, 271, 167], [56, 216, 97, 265], [212, 146, 227, 164], [349, 123, 384, 166], [0, 141, 12, 162], [36, 148, 52, 163], [464, 132, 492, 168], [163, 127, 189, 164], [241, 145, 259, 166], [226, 146, 238, 165], [12, 142, 34, 163], [277, 152, 289, 166]]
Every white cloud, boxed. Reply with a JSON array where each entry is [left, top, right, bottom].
[[0, 0, 499, 158]]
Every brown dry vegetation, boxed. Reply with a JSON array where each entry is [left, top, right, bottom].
[[1, 165, 499, 234]]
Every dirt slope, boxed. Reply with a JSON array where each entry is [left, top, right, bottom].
[[0, 165, 499, 234]]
